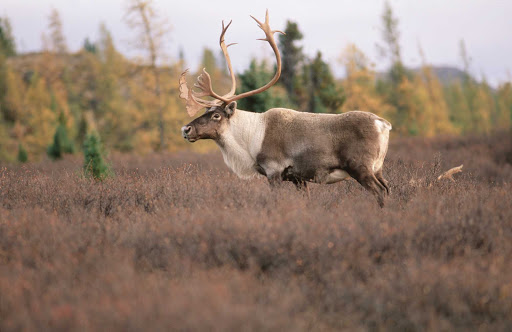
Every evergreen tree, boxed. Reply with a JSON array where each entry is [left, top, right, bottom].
[[304, 52, 345, 113], [237, 59, 275, 113], [83, 37, 97, 54], [0, 17, 16, 57], [76, 112, 89, 147], [17, 144, 28, 163], [278, 21, 304, 104], [236, 58, 293, 113], [83, 131, 110, 180], [47, 112, 75, 159], [0, 16, 15, 123]]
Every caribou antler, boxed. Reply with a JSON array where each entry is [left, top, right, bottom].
[[219, 20, 237, 99], [178, 10, 284, 117], [226, 10, 284, 102]]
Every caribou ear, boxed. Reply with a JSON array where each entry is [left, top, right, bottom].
[[225, 101, 237, 117]]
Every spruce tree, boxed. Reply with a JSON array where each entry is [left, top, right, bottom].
[[237, 59, 275, 113], [17, 144, 28, 163], [304, 52, 345, 113], [83, 131, 110, 180], [47, 112, 75, 159], [278, 21, 304, 103], [0, 17, 16, 57]]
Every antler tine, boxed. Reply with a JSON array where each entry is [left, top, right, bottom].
[[250, 9, 285, 42], [219, 20, 237, 99], [179, 70, 213, 117], [226, 10, 285, 103], [191, 68, 230, 103], [179, 69, 221, 117]]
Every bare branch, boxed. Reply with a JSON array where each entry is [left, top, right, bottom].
[[437, 165, 463, 182]]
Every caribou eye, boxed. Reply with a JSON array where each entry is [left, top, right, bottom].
[[212, 113, 221, 120]]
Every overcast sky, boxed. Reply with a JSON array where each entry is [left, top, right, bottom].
[[3, 0, 511, 86]]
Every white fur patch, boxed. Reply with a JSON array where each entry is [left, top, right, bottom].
[[325, 169, 351, 184], [373, 119, 391, 172], [374, 118, 392, 133], [217, 110, 266, 179]]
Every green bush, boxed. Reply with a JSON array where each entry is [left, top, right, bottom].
[[83, 131, 110, 180]]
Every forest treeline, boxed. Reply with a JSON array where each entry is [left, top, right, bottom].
[[0, 2, 511, 162]]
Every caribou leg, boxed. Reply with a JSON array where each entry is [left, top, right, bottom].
[[346, 164, 387, 208], [375, 169, 390, 195]]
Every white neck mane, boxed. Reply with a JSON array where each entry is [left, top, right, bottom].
[[217, 110, 266, 179]]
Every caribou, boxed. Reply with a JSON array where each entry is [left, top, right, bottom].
[[179, 11, 392, 207]]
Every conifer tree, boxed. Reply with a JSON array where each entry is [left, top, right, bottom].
[[83, 131, 110, 180], [47, 112, 75, 159], [83, 37, 97, 54], [17, 144, 28, 163], [303, 52, 345, 113], [0, 17, 16, 124], [237, 59, 275, 113], [236, 59, 293, 113], [0, 17, 16, 57], [278, 21, 304, 104]]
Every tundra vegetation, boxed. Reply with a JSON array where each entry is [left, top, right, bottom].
[[1, 132, 512, 330]]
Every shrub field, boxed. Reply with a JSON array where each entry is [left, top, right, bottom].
[[1, 132, 512, 331]]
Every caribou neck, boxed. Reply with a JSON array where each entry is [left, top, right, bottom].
[[216, 110, 266, 178]]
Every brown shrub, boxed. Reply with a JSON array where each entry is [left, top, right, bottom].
[[1, 132, 511, 331]]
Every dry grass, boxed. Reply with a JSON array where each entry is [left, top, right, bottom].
[[1, 132, 512, 331]]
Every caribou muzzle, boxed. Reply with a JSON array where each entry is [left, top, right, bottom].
[[181, 125, 197, 142]]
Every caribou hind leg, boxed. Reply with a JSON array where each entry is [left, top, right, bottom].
[[375, 169, 390, 195], [346, 164, 388, 208]]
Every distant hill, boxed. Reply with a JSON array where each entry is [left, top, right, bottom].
[[376, 65, 467, 86], [412, 66, 467, 85]]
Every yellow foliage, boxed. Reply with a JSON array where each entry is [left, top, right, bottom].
[[339, 44, 392, 118], [413, 66, 456, 136]]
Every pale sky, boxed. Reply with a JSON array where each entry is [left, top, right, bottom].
[[3, 0, 512, 86]]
